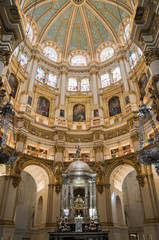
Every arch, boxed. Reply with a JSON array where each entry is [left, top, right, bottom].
[[19, 160, 54, 185], [100, 47, 114, 62], [43, 46, 58, 62], [36, 97, 50, 117], [73, 104, 85, 122], [8, 73, 18, 98], [105, 158, 141, 184], [109, 96, 121, 117], [71, 55, 87, 67]]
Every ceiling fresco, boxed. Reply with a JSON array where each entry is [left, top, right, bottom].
[[23, 0, 132, 57]]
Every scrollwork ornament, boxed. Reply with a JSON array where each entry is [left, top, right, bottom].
[[144, 48, 159, 66], [136, 174, 145, 187], [0, 50, 11, 66]]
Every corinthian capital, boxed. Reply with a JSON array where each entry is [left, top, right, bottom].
[[144, 48, 159, 66], [0, 50, 11, 66]]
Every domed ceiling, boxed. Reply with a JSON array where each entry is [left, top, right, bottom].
[[23, 0, 132, 58]]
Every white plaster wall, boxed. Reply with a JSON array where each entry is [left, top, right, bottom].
[[14, 171, 36, 240], [122, 171, 144, 231]]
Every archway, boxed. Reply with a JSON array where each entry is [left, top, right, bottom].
[[110, 164, 144, 240], [14, 165, 49, 239]]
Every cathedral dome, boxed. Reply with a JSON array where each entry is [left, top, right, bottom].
[[67, 160, 92, 173], [23, 0, 132, 60]]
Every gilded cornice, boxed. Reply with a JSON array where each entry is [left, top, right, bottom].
[[104, 125, 129, 140], [0, 50, 11, 65], [144, 48, 159, 66]]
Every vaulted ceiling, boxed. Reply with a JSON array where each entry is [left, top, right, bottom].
[[23, 0, 132, 58]]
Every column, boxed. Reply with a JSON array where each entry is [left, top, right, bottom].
[[0, 176, 18, 239], [90, 183, 93, 217], [28, 57, 38, 92], [60, 69, 67, 106], [119, 58, 129, 92], [105, 184, 113, 225], [91, 68, 99, 106], [85, 182, 89, 218], [70, 183, 74, 217], [136, 165, 159, 240], [46, 184, 54, 226], [66, 183, 69, 209], [93, 182, 97, 209], [0, 50, 10, 75]]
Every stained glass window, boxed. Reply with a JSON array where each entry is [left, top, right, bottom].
[[130, 52, 138, 68], [43, 47, 57, 62], [124, 24, 130, 40], [71, 55, 87, 66], [100, 47, 114, 62], [101, 73, 110, 88], [112, 66, 121, 83], [47, 73, 57, 88], [137, 47, 143, 57], [13, 46, 19, 57], [36, 67, 45, 83], [26, 23, 33, 41], [68, 78, 77, 91], [81, 78, 90, 91], [19, 53, 28, 69]]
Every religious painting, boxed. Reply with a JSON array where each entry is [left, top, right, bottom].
[[28, 96, 32, 105], [60, 109, 64, 117], [94, 109, 99, 117], [109, 97, 122, 117], [111, 148, 119, 158], [138, 74, 148, 98], [36, 97, 49, 117], [73, 104, 85, 122], [125, 96, 130, 105], [122, 145, 131, 155], [8, 74, 18, 98]]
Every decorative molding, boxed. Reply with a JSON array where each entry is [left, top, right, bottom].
[[11, 174, 21, 188], [144, 48, 159, 66], [136, 174, 145, 187], [0, 50, 11, 66]]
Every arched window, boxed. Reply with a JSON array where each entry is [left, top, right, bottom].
[[124, 24, 130, 40], [26, 23, 33, 41], [73, 104, 85, 122], [109, 96, 121, 117], [130, 52, 138, 68], [112, 66, 121, 83], [19, 53, 28, 69], [100, 47, 114, 62], [138, 74, 148, 98], [36, 97, 50, 117], [71, 55, 87, 66], [36, 67, 45, 83], [43, 47, 57, 62], [47, 73, 57, 88], [101, 73, 110, 88], [68, 78, 77, 91], [13, 46, 19, 57], [81, 78, 90, 91], [137, 47, 143, 58], [8, 74, 18, 98]]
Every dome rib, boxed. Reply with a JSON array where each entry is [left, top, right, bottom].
[[38, 1, 72, 43], [63, 5, 77, 58], [102, 0, 132, 16], [80, 5, 94, 58], [24, 0, 53, 14], [86, 1, 118, 44]]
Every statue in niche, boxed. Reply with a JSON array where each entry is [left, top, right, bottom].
[[109, 96, 121, 117], [74, 194, 84, 217], [73, 104, 85, 122], [8, 74, 18, 98], [36, 97, 49, 117]]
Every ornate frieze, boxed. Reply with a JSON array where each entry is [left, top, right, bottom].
[[66, 134, 93, 142], [0, 50, 11, 66], [104, 125, 129, 140], [144, 48, 159, 66]]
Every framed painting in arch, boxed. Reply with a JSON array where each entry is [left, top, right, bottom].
[[73, 104, 85, 122], [36, 97, 50, 117]]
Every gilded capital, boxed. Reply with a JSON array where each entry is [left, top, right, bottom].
[[144, 48, 159, 66], [0, 50, 11, 66], [55, 145, 65, 153]]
